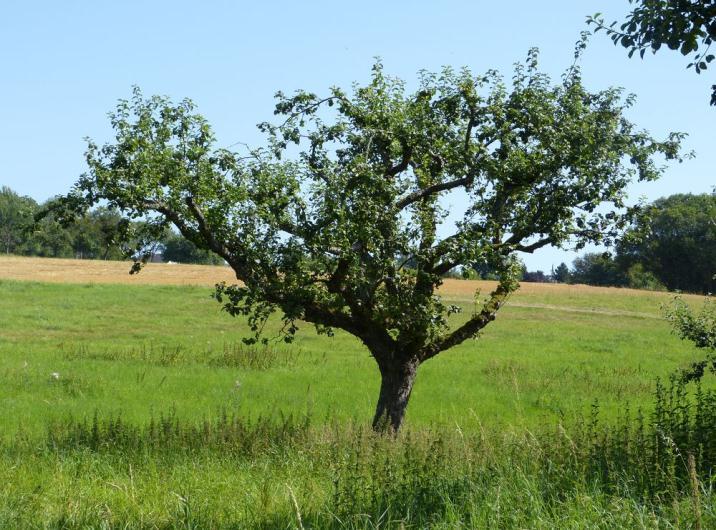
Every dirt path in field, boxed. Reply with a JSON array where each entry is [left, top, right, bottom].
[[505, 302, 660, 319]]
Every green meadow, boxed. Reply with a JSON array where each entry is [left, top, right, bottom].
[[0, 279, 704, 434], [1, 276, 714, 528]]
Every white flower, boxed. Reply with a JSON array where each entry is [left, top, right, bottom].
[[50, 372, 60, 381]]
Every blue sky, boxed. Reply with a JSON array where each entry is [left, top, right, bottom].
[[1, 1, 713, 270]]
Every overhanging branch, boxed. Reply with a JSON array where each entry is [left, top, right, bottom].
[[396, 175, 474, 210], [184, 196, 233, 260], [385, 143, 412, 177], [421, 281, 512, 362], [512, 236, 553, 253]]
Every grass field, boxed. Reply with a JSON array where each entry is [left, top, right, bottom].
[[1, 255, 713, 528]]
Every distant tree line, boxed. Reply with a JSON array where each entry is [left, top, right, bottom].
[[567, 193, 715, 294], [0, 186, 223, 265], [453, 193, 715, 294], [3, 186, 712, 290]]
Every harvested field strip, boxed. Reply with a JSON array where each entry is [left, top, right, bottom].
[[0, 255, 703, 319], [0, 255, 238, 286]]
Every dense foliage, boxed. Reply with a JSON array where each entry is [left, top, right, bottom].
[[0, 187, 128, 260], [570, 252, 628, 287], [0, 186, 36, 254], [588, 0, 716, 105], [162, 232, 224, 265], [621, 193, 716, 294]]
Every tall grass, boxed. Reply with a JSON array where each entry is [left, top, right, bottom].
[[3, 376, 714, 528], [2, 277, 713, 526], [61, 341, 301, 369]]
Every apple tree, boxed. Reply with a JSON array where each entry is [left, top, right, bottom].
[[61, 51, 683, 431]]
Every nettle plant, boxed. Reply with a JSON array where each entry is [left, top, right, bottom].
[[63, 50, 683, 431]]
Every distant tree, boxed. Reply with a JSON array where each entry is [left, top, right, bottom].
[[25, 200, 130, 260], [0, 188, 142, 260], [522, 269, 550, 283], [588, 1, 716, 105], [0, 186, 38, 254], [162, 232, 224, 265], [70, 207, 127, 260], [619, 193, 716, 294], [57, 52, 683, 432], [570, 252, 627, 287], [625, 262, 665, 291], [553, 262, 570, 283], [470, 259, 501, 280], [25, 205, 74, 258]]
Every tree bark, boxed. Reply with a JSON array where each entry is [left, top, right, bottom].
[[371, 358, 419, 433]]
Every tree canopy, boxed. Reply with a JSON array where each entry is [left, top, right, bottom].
[[570, 252, 627, 287], [162, 232, 224, 265], [619, 193, 716, 294], [59, 51, 684, 431], [553, 262, 571, 283], [588, 1, 716, 105], [0, 186, 37, 254]]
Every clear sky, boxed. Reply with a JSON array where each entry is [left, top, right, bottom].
[[1, 1, 713, 271]]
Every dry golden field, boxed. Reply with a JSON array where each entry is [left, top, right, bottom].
[[0, 255, 238, 286], [0, 254, 675, 292], [0, 254, 703, 318]]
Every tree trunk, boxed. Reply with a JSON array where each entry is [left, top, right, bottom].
[[372, 358, 419, 433]]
